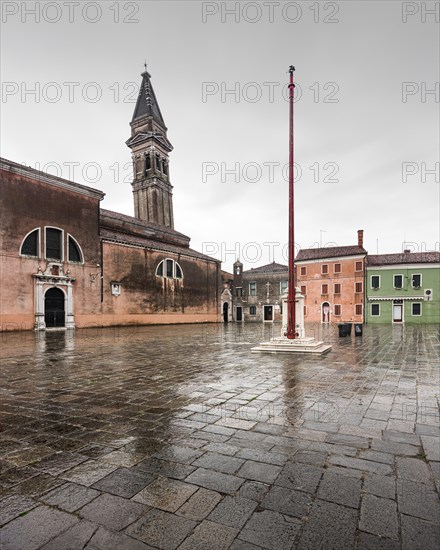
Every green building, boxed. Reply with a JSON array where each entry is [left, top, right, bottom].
[[366, 251, 440, 324]]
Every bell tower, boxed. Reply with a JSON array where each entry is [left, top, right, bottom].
[[126, 68, 174, 228]]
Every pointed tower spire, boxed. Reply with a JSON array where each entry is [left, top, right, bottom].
[[131, 68, 167, 128], [126, 68, 174, 228]]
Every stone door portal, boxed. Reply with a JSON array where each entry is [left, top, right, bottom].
[[45, 288, 65, 328]]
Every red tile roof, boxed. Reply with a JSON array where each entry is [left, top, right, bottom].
[[244, 262, 288, 274], [296, 246, 366, 261], [368, 252, 440, 266]]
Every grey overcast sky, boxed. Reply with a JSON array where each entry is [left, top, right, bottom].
[[2, 0, 439, 270]]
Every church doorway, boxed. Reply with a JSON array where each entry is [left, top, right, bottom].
[[223, 302, 229, 323], [45, 288, 65, 328]]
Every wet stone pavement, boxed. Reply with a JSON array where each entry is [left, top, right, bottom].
[[0, 323, 439, 550]]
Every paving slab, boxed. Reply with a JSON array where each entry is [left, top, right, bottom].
[[192, 451, 245, 474], [79, 493, 147, 531], [401, 513, 440, 550], [86, 525, 156, 549], [260, 484, 312, 518], [40, 519, 98, 549], [275, 462, 323, 494], [317, 470, 362, 508], [126, 508, 197, 549], [208, 495, 257, 528], [92, 467, 155, 498], [359, 494, 399, 540], [41, 481, 100, 512], [132, 476, 198, 512], [185, 467, 244, 494], [178, 519, 239, 550], [236, 460, 282, 484], [238, 509, 301, 549], [0, 494, 37, 526], [0, 505, 79, 550], [296, 499, 357, 549], [176, 487, 222, 521]]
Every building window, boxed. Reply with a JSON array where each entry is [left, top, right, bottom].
[[322, 264, 329, 275], [280, 280, 288, 294], [394, 274, 403, 289], [355, 282, 363, 293], [334, 263, 341, 273], [145, 154, 151, 171], [300, 266, 307, 276], [249, 306, 257, 315], [300, 285, 307, 295], [412, 274, 422, 288], [304, 305, 307, 316], [371, 303, 380, 316], [334, 304, 341, 316], [156, 259, 183, 279], [166, 259, 173, 278], [334, 283, 341, 294], [249, 282, 257, 296], [321, 284, 329, 295], [235, 287, 242, 297], [20, 229, 39, 257], [68, 235, 83, 263], [411, 302, 422, 316], [355, 304, 363, 316], [355, 261, 363, 271], [45, 228, 62, 261], [163, 162, 168, 176], [371, 275, 380, 289]]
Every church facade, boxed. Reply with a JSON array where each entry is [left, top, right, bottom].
[[0, 70, 220, 331]]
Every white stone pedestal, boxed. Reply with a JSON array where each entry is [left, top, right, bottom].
[[252, 288, 332, 354]]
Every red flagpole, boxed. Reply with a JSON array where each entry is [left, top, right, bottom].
[[286, 65, 296, 339]]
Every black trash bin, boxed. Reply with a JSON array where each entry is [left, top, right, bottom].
[[355, 323, 363, 336], [338, 323, 352, 337]]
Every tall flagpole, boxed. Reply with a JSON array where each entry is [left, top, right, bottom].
[[286, 65, 296, 339]]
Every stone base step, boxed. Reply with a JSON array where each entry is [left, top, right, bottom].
[[252, 337, 332, 354]]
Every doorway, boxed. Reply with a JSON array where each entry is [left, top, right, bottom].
[[393, 301, 403, 323], [322, 302, 330, 323], [45, 287, 65, 328], [223, 302, 229, 323], [236, 306, 243, 322], [263, 305, 273, 322]]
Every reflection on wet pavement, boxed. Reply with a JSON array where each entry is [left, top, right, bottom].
[[0, 323, 439, 549]]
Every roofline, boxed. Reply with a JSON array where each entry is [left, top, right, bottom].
[[0, 157, 105, 200], [367, 263, 440, 269], [296, 253, 367, 263], [101, 237, 221, 264]]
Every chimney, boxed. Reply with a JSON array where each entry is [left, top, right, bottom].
[[357, 229, 364, 248]]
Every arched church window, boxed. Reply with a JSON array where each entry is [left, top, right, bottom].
[[156, 259, 184, 280], [162, 162, 168, 176], [156, 154, 161, 172], [145, 154, 151, 172], [20, 229, 40, 257], [45, 228, 63, 261], [68, 235, 83, 263]]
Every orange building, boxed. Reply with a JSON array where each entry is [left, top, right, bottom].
[[296, 230, 367, 324]]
